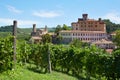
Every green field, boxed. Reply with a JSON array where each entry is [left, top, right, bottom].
[[0, 66, 78, 80]]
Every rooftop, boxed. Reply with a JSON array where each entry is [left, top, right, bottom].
[[92, 39, 113, 44]]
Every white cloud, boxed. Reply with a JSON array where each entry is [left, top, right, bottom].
[[0, 18, 13, 24], [33, 11, 62, 18], [6, 5, 23, 14], [103, 12, 120, 24], [0, 18, 40, 28]]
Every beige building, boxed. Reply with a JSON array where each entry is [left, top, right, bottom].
[[30, 24, 48, 43], [60, 14, 107, 43]]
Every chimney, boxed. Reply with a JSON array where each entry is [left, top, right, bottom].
[[98, 18, 102, 22], [33, 24, 36, 32], [82, 14, 88, 20]]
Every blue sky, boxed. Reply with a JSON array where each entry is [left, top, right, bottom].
[[0, 0, 120, 28]]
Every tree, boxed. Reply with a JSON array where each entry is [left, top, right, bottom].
[[113, 49, 120, 79], [70, 39, 83, 48], [41, 33, 52, 44], [0, 25, 13, 32], [55, 25, 62, 35], [113, 30, 120, 47], [55, 35, 63, 44], [103, 19, 120, 33], [62, 24, 69, 30]]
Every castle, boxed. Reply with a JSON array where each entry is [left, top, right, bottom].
[[59, 14, 115, 49]]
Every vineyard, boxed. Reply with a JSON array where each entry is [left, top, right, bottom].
[[0, 36, 120, 80]]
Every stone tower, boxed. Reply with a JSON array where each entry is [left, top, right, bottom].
[[33, 24, 36, 32], [82, 14, 88, 20]]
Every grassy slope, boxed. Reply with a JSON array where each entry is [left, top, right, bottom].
[[19, 28, 32, 34], [0, 32, 12, 38], [0, 67, 77, 80]]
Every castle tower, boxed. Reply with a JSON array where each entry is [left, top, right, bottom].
[[33, 24, 36, 32], [98, 18, 102, 22], [82, 14, 88, 20]]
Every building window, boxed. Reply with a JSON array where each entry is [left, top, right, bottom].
[[76, 33, 77, 36]]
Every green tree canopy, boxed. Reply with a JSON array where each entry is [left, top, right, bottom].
[[62, 24, 71, 30], [113, 30, 120, 47], [103, 19, 120, 33], [0, 25, 13, 32], [55, 25, 62, 35], [41, 33, 52, 44], [70, 39, 83, 48]]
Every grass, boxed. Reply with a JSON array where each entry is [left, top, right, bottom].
[[19, 28, 32, 34], [0, 66, 78, 80]]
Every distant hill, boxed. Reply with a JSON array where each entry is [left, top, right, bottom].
[[0, 25, 13, 32], [0, 26, 55, 40]]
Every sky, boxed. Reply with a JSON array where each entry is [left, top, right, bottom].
[[0, 0, 120, 28]]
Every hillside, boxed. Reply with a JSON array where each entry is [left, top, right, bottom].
[[0, 66, 78, 80], [19, 28, 32, 34], [0, 26, 56, 39]]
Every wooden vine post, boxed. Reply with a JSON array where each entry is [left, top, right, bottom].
[[13, 20, 17, 69], [48, 44, 52, 73]]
